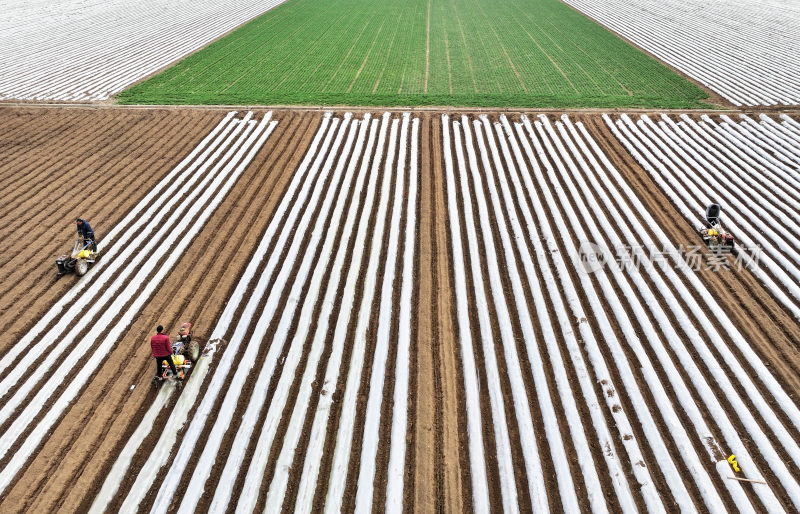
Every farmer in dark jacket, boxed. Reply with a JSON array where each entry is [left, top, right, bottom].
[[76, 218, 97, 252], [151, 325, 178, 380]]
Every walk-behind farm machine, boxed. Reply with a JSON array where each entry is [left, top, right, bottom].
[[154, 322, 202, 385], [56, 239, 100, 276], [699, 203, 735, 250]]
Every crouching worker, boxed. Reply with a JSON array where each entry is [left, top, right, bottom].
[[151, 325, 178, 380]]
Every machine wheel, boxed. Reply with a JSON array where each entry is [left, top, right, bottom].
[[75, 259, 89, 276], [187, 340, 201, 362]]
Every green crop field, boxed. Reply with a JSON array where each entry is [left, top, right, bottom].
[[118, 0, 711, 108]]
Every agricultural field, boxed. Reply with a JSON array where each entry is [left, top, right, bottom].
[[2, 0, 800, 512], [606, 113, 800, 319], [0, 0, 288, 101], [437, 112, 800, 512], [116, 0, 710, 109], [2, 107, 800, 513], [2, 2, 800, 513], [564, 0, 800, 106], [0, 106, 297, 512]]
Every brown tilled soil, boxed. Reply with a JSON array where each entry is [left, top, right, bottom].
[[414, 115, 468, 513], [0, 108, 221, 356], [0, 106, 316, 512], [1, 106, 799, 513]]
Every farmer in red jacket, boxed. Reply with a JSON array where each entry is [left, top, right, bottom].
[[151, 325, 178, 380]]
